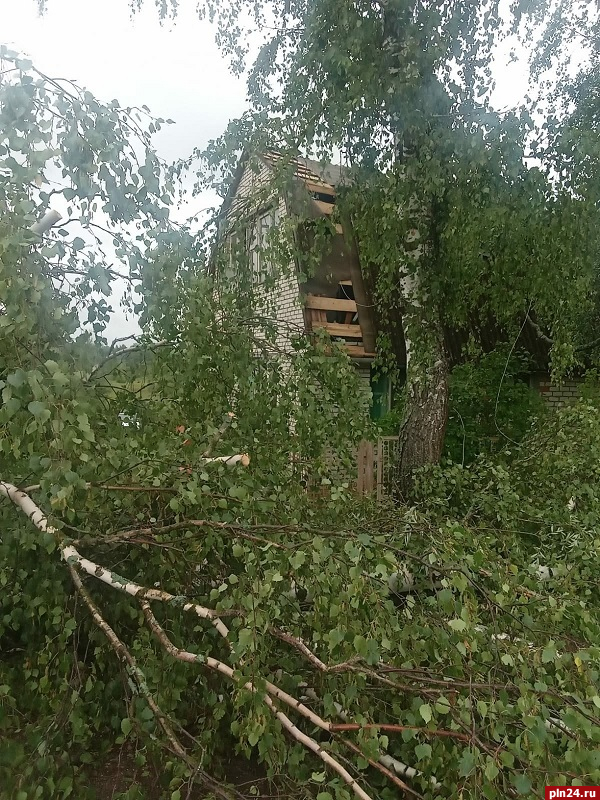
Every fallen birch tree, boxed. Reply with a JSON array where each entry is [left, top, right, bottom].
[[3, 470, 600, 800]]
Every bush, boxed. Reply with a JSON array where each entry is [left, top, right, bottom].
[[377, 348, 544, 464], [445, 348, 544, 463]]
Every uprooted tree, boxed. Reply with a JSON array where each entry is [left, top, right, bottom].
[[2, 12, 600, 800]]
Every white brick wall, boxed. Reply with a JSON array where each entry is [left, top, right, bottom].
[[225, 158, 304, 353], [223, 158, 375, 399], [532, 375, 581, 408], [355, 364, 373, 404]]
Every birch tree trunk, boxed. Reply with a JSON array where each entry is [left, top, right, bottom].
[[393, 217, 449, 498], [378, 2, 450, 495], [396, 277, 449, 496]]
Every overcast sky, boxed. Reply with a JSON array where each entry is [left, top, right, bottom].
[[0, 0, 583, 339], [1, 0, 250, 338], [1, 0, 248, 159], [1, 0, 543, 173]]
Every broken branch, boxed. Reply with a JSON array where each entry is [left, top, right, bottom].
[[69, 567, 241, 800], [202, 412, 236, 458], [140, 601, 375, 800]]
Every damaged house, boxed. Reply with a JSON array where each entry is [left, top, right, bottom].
[[213, 150, 392, 420]]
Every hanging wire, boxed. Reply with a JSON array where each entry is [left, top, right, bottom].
[[494, 300, 534, 445]]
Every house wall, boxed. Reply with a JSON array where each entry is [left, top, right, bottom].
[[355, 363, 373, 401], [227, 158, 304, 351], [530, 374, 582, 408], [225, 159, 377, 419]]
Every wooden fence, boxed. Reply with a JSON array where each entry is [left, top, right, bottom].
[[357, 436, 399, 500]]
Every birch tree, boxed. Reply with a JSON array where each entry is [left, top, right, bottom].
[[96, 0, 600, 492]]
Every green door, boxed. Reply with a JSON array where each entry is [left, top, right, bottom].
[[370, 372, 391, 420]]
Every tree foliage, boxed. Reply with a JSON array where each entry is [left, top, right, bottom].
[[182, 0, 600, 482], [3, 4, 600, 799]]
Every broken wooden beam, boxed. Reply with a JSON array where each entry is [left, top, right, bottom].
[[312, 322, 363, 338], [305, 295, 357, 312]]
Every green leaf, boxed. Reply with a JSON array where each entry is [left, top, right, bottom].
[[140, 705, 154, 721], [414, 743, 432, 761], [77, 413, 91, 431], [289, 551, 306, 569], [52, 371, 69, 387], [484, 759, 499, 780], [458, 748, 477, 777], [27, 400, 51, 423], [512, 774, 532, 795], [28, 400, 47, 416], [542, 643, 557, 663], [64, 618, 77, 635], [452, 573, 468, 592], [419, 704, 432, 723], [247, 724, 262, 747], [7, 370, 26, 387], [365, 638, 380, 665], [121, 718, 132, 736], [435, 697, 451, 714], [327, 628, 345, 649], [353, 634, 367, 658], [4, 397, 21, 417]]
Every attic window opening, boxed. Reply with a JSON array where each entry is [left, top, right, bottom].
[[311, 190, 336, 204], [334, 283, 359, 326]]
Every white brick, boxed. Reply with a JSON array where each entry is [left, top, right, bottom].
[[537, 377, 582, 409]]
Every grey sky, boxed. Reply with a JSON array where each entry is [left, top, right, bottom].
[[2, 0, 250, 338], [1, 0, 547, 170], [1, 0, 248, 161]]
